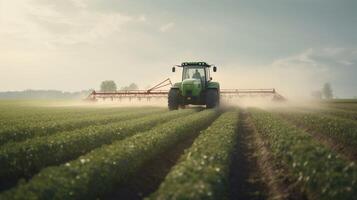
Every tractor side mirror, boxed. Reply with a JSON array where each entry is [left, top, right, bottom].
[[213, 66, 217, 72], [172, 67, 175, 72]]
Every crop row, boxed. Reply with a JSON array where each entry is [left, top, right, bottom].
[[149, 111, 239, 200], [0, 106, 154, 129], [275, 110, 357, 150], [293, 106, 357, 121], [0, 108, 164, 145], [0, 110, 218, 200], [322, 102, 357, 112], [318, 108, 357, 121], [0, 106, 164, 128], [249, 108, 357, 200], [0, 106, 116, 123], [0, 109, 194, 184]]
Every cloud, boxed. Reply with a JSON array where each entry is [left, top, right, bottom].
[[214, 48, 357, 98], [0, 0, 151, 92], [30, 1, 135, 46], [70, 0, 87, 9], [0, 0, 144, 47], [272, 48, 357, 69], [137, 15, 147, 22], [269, 48, 357, 97], [0, 1, 355, 97], [159, 22, 175, 32]]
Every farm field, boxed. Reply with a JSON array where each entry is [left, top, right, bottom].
[[0, 100, 356, 200]]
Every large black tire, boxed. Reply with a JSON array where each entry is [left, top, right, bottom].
[[168, 89, 179, 110], [206, 89, 219, 108]]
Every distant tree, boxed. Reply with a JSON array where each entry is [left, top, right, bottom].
[[100, 80, 117, 92], [311, 91, 322, 100], [121, 83, 139, 90], [322, 83, 333, 99]]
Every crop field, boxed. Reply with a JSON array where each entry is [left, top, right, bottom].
[[0, 100, 356, 200]]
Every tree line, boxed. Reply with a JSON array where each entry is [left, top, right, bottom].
[[0, 81, 139, 99], [100, 80, 139, 92], [311, 83, 334, 100], [0, 90, 92, 99]]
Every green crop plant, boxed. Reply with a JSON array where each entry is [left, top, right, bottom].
[[0, 108, 164, 145], [149, 111, 239, 200], [276, 111, 357, 150], [0, 109, 193, 184], [249, 108, 357, 200], [0, 110, 217, 200]]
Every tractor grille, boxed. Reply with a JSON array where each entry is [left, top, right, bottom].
[[186, 90, 192, 96]]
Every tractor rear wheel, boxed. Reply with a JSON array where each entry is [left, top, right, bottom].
[[206, 89, 219, 108], [168, 89, 179, 110]]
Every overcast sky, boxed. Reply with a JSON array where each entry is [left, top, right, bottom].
[[1, 0, 356, 98]]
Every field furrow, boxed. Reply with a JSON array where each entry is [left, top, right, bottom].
[[249, 108, 357, 200], [104, 115, 207, 200], [0, 109, 193, 190], [0, 109, 217, 200], [228, 111, 271, 200], [148, 111, 238, 200], [1, 100, 357, 200]]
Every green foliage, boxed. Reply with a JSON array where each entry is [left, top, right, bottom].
[[100, 80, 117, 92], [0, 105, 151, 125], [278, 111, 357, 149], [149, 111, 238, 200], [249, 108, 357, 200], [1, 100, 356, 200], [0, 110, 217, 200], [120, 83, 138, 90], [316, 108, 357, 121], [0, 108, 164, 145], [322, 82, 333, 100], [0, 109, 193, 183], [323, 102, 357, 111]]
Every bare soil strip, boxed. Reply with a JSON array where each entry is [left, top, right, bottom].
[[228, 111, 267, 200], [104, 128, 203, 200], [229, 111, 307, 200]]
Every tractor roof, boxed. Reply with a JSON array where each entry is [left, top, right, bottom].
[[180, 62, 211, 67]]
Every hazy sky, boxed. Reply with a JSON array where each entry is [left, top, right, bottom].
[[1, 0, 356, 98]]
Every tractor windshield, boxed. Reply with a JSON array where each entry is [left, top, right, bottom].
[[182, 67, 205, 81]]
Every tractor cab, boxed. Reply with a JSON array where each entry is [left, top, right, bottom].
[[169, 62, 220, 110], [173, 62, 217, 82]]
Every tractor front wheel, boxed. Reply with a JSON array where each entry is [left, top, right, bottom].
[[206, 89, 219, 108], [168, 89, 179, 110]]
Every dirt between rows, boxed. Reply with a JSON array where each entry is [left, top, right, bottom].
[[104, 125, 204, 200], [228, 111, 307, 200], [99, 110, 311, 200], [228, 111, 267, 200]]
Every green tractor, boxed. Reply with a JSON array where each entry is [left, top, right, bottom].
[[169, 62, 220, 110]]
